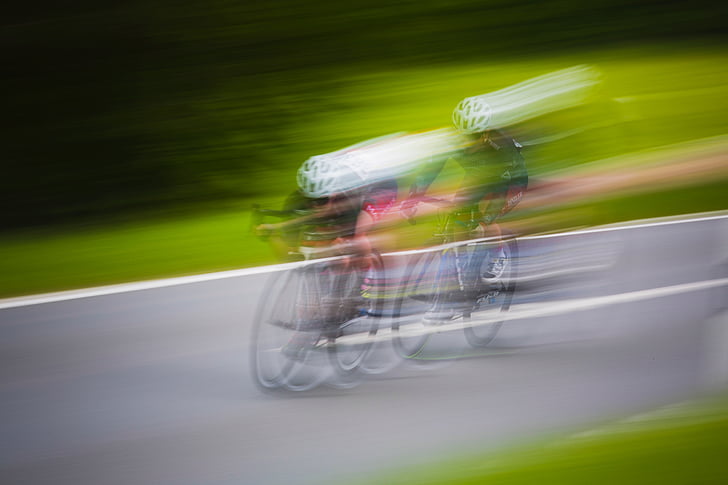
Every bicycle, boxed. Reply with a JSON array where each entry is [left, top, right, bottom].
[[391, 202, 518, 359], [249, 205, 388, 391]]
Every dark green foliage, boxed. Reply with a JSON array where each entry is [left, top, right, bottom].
[[2, 0, 724, 229]]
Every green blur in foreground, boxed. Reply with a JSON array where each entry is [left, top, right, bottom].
[[357, 397, 728, 485]]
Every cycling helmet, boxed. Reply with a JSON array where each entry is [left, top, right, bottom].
[[452, 97, 492, 133], [296, 153, 367, 198]]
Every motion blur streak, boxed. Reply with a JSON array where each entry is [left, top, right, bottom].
[[458, 65, 601, 129], [299, 65, 603, 195], [2, 1, 726, 483]]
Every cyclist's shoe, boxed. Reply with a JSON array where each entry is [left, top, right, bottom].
[[482, 251, 507, 280], [423, 298, 473, 322], [423, 307, 457, 322]]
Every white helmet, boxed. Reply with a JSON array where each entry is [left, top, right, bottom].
[[296, 152, 367, 198], [452, 97, 492, 133]]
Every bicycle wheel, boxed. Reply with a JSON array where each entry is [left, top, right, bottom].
[[326, 252, 385, 383], [463, 235, 518, 347], [250, 267, 331, 392], [341, 252, 400, 376], [391, 250, 456, 359]]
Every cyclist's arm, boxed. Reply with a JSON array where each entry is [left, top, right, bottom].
[[408, 156, 448, 198], [401, 156, 451, 219], [332, 180, 399, 257], [256, 196, 354, 234], [256, 212, 312, 234]]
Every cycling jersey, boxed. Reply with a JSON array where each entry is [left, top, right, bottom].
[[282, 179, 398, 243], [410, 129, 527, 223], [361, 179, 399, 223]]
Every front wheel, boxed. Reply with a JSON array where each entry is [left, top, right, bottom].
[[391, 250, 453, 359], [326, 252, 387, 384], [250, 267, 331, 392], [463, 235, 518, 347]]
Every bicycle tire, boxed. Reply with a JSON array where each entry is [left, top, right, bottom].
[[343, 251, 400, 376], [463, 235, 518, 347], [391, 250, 450, 359], [250, 267, 331, 392], [324, 252, 387, 385]]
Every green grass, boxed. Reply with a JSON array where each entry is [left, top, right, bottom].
[[577, 180, 728, 227], [0, 208, 279, 297], [1, 174, 724, 298], [352, 397, 728, 485], [0, 45, 726, 298], [298, 44, 728, 169]]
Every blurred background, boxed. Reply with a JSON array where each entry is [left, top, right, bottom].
[[1, 3, 727, 485], [1, 0, 726, 295]]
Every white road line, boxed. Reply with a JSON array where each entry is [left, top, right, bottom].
[[467, 277, 728, 328], [1, 211, 726, 310], [387, 211, 728, 257], [335, 277, 728, 346], [0, 263, 299, 311], [522, 212, 728, 241]]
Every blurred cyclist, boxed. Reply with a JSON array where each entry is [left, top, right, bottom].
[[403, 96, 528, 238], [256, 150, 398, 264], [402, 96, 528, 317], [256, 151, 398, 327]]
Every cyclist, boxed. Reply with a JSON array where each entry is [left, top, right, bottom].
[[404, 97, 527, 235], [257, 150, 398, 263], [402, 96, 528, 317], [256, 127, 461, 260], [255, 150, 400, 335]]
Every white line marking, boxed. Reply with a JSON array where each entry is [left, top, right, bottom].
[[0, 263, 299, 311], [516, 263, 613, 283], [522, 212, 728, 241], [386, 211, 728, 258], [334, 277, 728, 346], [1, 211, 726, 310]]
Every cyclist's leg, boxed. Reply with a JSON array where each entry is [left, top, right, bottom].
[[479, 182, 526, 278], [446, 183, 497, 298]]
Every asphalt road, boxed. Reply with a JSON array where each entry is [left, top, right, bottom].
[[1, 215, 726, 485]]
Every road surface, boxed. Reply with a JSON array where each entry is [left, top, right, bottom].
[[1, 214, 726, 485]]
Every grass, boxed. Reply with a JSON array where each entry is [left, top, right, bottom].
[[300, 44, 728, 169], [351, 396, 728, 485], [0, 209, 275, 297], [0, 156, 723, 299], [0, 45, 726, 298]]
